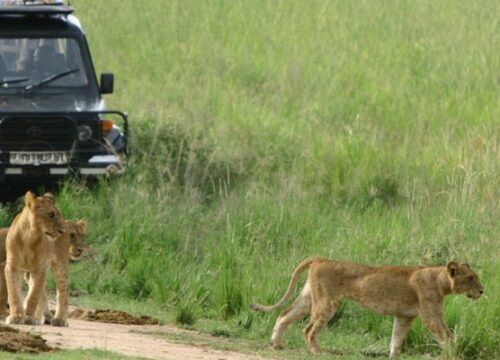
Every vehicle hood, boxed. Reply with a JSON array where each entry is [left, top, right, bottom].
[[0, 94, 103, 113]]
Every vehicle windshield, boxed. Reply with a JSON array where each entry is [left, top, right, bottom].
[[0, 37, 88, 90]]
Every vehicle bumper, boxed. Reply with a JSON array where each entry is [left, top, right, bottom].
[[0, 154, 125, 178]]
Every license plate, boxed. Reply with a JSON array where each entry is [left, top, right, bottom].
[[10, 152, 68, 165]]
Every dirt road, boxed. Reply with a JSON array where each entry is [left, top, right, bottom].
[[8, 318, 268, 360]]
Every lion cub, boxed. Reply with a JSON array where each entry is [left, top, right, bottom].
[[36, 218, 88, 326], [0, 218, 88, 326], [251, 257, 484, 358], [3, 192, 66, 325]]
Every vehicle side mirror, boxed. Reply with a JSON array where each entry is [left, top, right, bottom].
[[100, 73, 114, 94]]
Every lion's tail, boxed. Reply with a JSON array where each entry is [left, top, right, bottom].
[[250, 257, 319, 312]]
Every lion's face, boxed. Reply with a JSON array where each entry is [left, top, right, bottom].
[[25, 191, 65, 241], [447, 262, 484, 299], [67, 219, 88, 261]]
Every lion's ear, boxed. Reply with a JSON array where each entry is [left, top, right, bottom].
[[447, 262, 459, 277], [77, 218, 87, 230], [43, 192, 55, 203], [25, 191, 36, 208]]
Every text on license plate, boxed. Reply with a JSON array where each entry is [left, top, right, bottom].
[[10, 152, 68, 165]]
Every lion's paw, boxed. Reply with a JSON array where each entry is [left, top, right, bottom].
[[42, 310, 54, 325], [271, 342, 284, 350], [24, 316, 42, 325], [6, 315, 25, 324], [51, 318, 68, 327]]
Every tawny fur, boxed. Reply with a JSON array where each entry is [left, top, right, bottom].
[[0, 219, 88, 326], [251, 257, 484, 358], [2, 192, 66, 325]]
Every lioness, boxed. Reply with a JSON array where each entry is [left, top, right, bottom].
[[0, 219, 88, 325], [251, 257, 484, 358], [37, 218, 88, 326], [4, 191, 65, 325]]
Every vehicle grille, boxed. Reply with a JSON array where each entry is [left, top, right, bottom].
[[0, 116, 76, 151]]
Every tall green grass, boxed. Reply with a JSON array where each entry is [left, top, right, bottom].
[[3, 0, 499, 358]]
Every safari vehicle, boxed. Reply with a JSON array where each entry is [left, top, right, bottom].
[[0, 1, 129, 195]]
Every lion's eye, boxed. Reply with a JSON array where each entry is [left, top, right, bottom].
[[48, 211, 55, 218], [70, 233, 76, 240], [468, 276, 475, 282]]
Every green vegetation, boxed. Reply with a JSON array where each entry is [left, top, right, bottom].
[[3, 0, 499, 358]]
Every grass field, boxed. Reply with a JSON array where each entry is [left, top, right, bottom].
[[2, 0, 499, 358]]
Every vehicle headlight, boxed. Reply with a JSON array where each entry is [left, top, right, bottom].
[[77, 125, 93, 142]]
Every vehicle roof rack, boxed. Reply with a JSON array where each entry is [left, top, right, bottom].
[[0, 1, 73, 16]]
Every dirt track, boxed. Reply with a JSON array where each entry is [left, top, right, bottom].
[[10, 319, 265, 360], [1, 306, 270, 360]]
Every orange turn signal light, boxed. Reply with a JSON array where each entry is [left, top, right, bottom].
[[101, 119, 114, 134]]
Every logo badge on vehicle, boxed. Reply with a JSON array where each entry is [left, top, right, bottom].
[[27, 126, 42, 138]]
